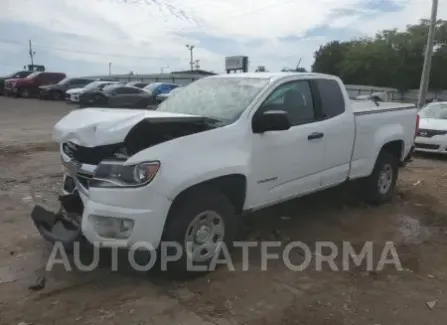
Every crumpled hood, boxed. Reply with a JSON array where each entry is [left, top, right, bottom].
[[419, 118, 447, 131], [52, 108, 200, 147]]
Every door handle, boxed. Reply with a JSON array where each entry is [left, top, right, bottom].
[[308, 132, 324, 140]]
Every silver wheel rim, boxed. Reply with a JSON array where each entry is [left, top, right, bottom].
[[22, 89, 29, 97], [185, 210, 225, 262], [377, 164, 393, 194]]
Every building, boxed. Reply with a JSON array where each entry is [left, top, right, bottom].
[[84, 69, 216, 86]]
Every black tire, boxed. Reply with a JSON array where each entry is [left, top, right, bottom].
[[94, 94, 107, 107], [361, 151, 399, 204], [51, 91, 62, 101], [160, 186, 238, 274], [19, 88, 31, 98]]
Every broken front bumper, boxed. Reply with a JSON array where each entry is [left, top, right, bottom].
[[30, 193, 84, 246]]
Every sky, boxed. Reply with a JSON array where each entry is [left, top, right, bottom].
[[0, 0, 443, 77]]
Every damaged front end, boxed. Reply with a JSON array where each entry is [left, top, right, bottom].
[[31, 114, 223, 247]]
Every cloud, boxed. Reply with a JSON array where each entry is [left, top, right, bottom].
[[0, 0, 443, 76]]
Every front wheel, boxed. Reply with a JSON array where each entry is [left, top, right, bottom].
[[20, 88, 31, 98], [361, 151, 399, 204], [160, 187, 238, 274], [51, 91, 62, 101]]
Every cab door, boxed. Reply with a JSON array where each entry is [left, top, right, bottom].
[[311, 78, 355, 187], [247, 79, 326, 209]]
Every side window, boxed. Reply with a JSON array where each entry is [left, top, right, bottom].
[[79, 79, 92, 86], [116, 87, 141, 94], [18, 72, 30, 78], [126, 88, 142, 94], [49, 74, 61, 83], [315, 79, 345, 118], [39, 73, 54, 83], [260, 80, 315, 126]]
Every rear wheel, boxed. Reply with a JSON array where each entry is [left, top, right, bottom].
[[94, 94, 107, 107], [361, 151, 399, 204]]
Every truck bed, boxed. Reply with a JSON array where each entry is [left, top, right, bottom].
[[351, 100, 416, 115], [349, 100, 418, 180]]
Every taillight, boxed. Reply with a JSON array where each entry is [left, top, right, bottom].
[[415, 114, 420, 138]]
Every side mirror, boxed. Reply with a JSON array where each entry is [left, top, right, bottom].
[[252, 110, 291, 133]]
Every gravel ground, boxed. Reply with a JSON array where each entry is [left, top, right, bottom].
[[1, 96, 447, 325]]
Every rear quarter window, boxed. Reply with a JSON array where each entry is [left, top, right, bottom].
[[315, 79, 345, 119]]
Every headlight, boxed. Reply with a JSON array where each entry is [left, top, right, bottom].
[[90, 161, 160, 188]]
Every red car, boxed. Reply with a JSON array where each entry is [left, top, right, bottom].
[[4, 71, 66, 98]]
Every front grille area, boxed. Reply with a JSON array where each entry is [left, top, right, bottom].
[[415, 143, 440, 150], [76, 172, 92, 189], [62, 141, 122, 165], [417, 129, 447, 138]]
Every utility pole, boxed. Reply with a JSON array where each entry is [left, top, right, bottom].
[[185, 44, 195, 71], [108, 62, 112, 75], [417, 0, 438, 108], [28, 40, 35, 67]]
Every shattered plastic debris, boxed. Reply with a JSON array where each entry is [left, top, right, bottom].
[[426, 300, 437, 310]]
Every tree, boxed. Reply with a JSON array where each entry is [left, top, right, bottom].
[[311, 19, 447, 91], [255, 65, 267, 72], [281, 67, 307, 72]]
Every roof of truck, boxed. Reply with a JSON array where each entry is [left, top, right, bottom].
[[208, 72, 337, 80]]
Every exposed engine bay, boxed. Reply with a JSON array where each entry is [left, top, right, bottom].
[[62, 116, 222, 164]]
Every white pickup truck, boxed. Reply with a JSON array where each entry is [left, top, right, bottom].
[[31, 72, 418, 272]]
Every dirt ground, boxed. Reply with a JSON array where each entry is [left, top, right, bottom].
[[1, 96, 447, 325]]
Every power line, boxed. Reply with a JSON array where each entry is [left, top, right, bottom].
[[0, 0, 306, 62], [0, 38, 181, 61], [0, 0, 419, 70]]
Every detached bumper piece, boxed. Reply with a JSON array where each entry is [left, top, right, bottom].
[[30, 193, 84, 246]]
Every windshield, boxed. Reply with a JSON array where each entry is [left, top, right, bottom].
[[83, 81, 103, 90], [143, 82, 162, 93], [419, 103, 447, 119], [57, 77, 69, 85], [157, 77, 269, 122], [26, 72, 41, 79], [102, 85, 118, 92]]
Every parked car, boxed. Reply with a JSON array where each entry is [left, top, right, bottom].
[[39, 77, 93, 100], [76, 81, 122, 106], [79, 84, 155, 108], [414, 101, 447, 154], [155, 87, 182, 103], [143, 82, 179, 97], [4, 71, 66, 98], [125, 81, 150, 88], [65, 81, 119, 103], [31, 73, 418, 273], [0, 70, 33, 95]]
